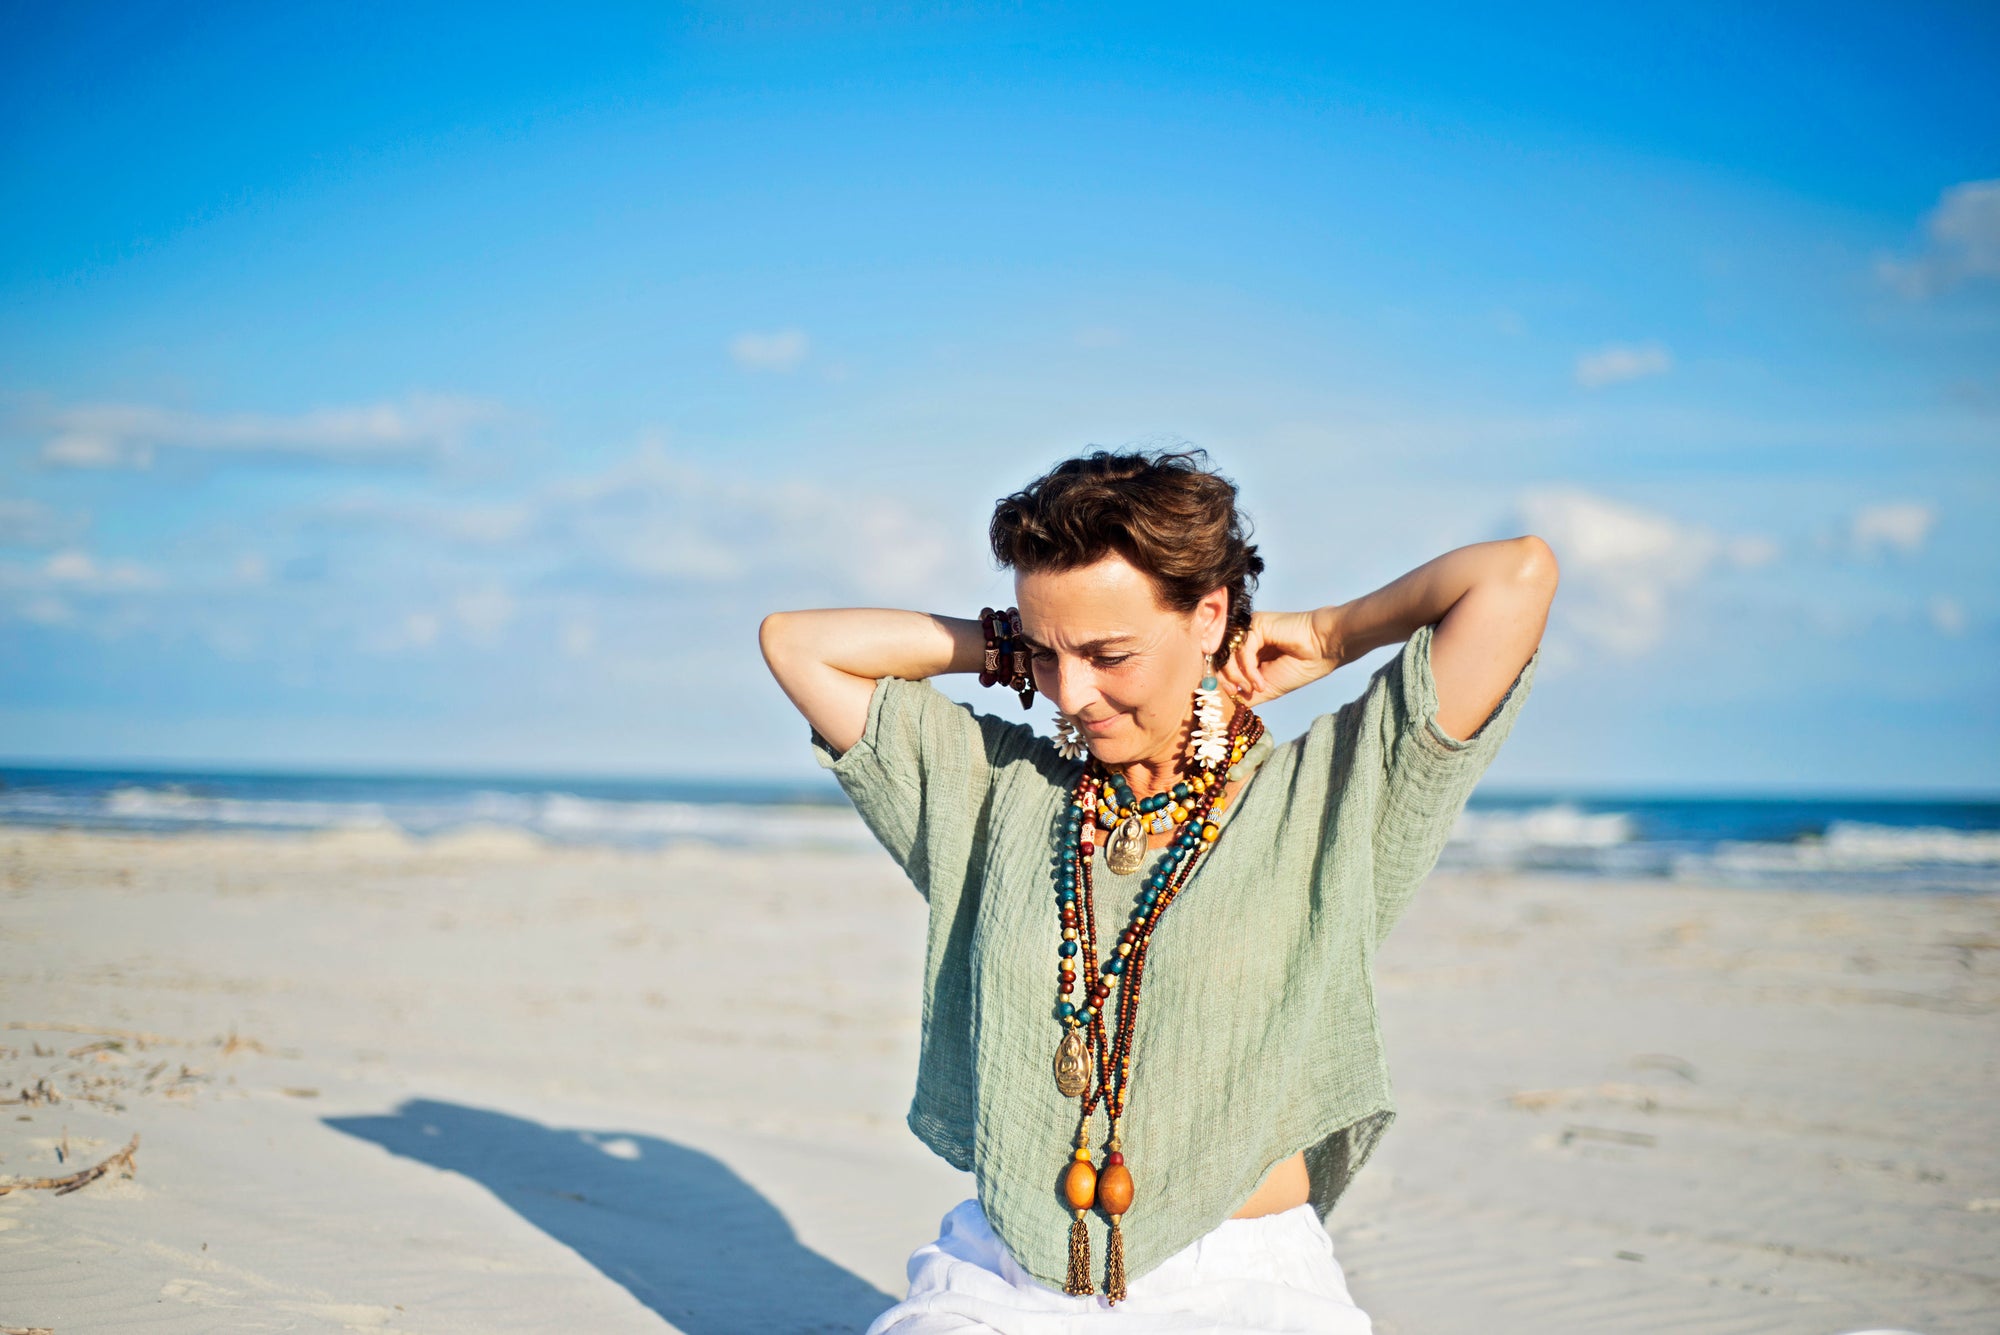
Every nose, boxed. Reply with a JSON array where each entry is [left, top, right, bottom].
[[1039, 655, 1099, 719]]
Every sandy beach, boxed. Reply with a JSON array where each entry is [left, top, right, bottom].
[[1, 825, 1995, 1334]]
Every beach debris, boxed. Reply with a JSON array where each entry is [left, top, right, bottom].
[[7, 1021, 180, 1047], [2, 1324, 56, 1334], [1, 1079, 60, 1107], [1630, 1052, 1697, 1081], [1560, 1125, 1656, 1148], [0, 1133, 139, 1197], [1507, 1081, 1662, 1112]]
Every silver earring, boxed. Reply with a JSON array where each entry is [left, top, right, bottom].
[[1051, 710, 1086, 761]]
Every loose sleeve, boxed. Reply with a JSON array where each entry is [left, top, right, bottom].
[[809, 676, 1041, 899], [1367, 623, 1537, 940]]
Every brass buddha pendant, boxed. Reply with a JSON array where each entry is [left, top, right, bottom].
[[1053, 1026, 1091, 1097], [1104, 814, 1147, 876]]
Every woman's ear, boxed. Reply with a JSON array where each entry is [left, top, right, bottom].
[[1196, 586, 1230, 656]]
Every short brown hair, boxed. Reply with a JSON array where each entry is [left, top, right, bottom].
[[989, 448, 1263, 639]]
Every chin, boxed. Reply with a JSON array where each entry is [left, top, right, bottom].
[[1084, 737, 1140, 766]]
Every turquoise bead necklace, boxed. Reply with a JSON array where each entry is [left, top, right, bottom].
[[1049, 692, 1266, 1301]]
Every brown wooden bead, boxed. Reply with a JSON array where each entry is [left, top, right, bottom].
[[1097, 1162, 1134, 1215], [1064, 1158, 1098, 1210]]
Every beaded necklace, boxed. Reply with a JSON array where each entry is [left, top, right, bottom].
[[1050, 680, 1267, 1302]]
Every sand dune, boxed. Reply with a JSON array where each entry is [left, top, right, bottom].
[[1, 828, 1993, 1332]]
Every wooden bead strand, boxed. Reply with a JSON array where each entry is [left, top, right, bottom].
[[1049, 690, 1265, 1301]]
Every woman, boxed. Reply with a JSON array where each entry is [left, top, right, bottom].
[[760, 450, 1555, 1332]]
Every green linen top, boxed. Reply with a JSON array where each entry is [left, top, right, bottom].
[[811, 622, 1537, 1290]]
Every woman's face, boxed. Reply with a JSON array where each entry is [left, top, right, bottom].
[[1016, 553, 1228, 770]]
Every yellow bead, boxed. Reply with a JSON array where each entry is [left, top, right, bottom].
[[1074, 1147, 1091, 1161], [1202, 823, 1220, 841], [1065, 1158, 1098, 1209]]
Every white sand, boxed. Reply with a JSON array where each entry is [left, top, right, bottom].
[[1, 826, 1994, 1333]]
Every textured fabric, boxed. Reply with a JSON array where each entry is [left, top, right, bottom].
[[813, 623, 1536, 1292], [865, 1197, 1372, 1334]]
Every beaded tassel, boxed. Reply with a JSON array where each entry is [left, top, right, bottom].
[[1104, 1216, 1127, 1302], [1065, 1210, 1094, 1296]]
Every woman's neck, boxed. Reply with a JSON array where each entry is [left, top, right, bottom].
[[1111, 695, 1242, 800]]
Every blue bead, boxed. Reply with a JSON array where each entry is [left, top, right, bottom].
[[1057, 1002, 1075, 1018], [1141, 888, 1158, 903], [1201, 675, 1218, 690], [1107, 956, 1125, 974], [1060, 940, 1078, 957], [1172, 782, 1190, 800]]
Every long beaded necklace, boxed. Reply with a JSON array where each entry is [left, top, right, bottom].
[[1050, 680, 1266, 1302]]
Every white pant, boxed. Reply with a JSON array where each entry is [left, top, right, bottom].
[[867, 1198, 1374, 1334]]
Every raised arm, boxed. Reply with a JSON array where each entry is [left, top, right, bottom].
[[758, 608, 987, 755], [1222, 536, 1558, 737]]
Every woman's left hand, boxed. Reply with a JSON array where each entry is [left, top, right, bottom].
[[1216, 610, 1343, 707]]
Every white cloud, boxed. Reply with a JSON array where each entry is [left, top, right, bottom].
[[453, 585, 516, 645], [1850, 502, 1935, 556], [728, 328, 809, 372], [1515, 488, 1775, 656], [19, 595, 71, 625], [1574, 342, 1673, 389], [534, 439, 962, 602], [37, 548, 162, 591], [308, 494, 536, 545], [1877, 178, 2000, 298], [0, 497, 85, 547], [0, 547, 162, 624], [1930, 596, 1966, 636], [29, 394, 501, 470]]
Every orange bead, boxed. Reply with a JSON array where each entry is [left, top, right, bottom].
[[1097, 1162, 1134, 1215], [1064, 1158, 1098, 1210]]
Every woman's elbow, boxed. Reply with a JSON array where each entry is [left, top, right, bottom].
[[1510, 535, 1560, 603], [758, 610, 801, 673]]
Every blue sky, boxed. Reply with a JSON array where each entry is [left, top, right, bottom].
[[2, 2, 1996, 792]]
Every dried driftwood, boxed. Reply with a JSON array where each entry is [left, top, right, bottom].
[[0, 1133, 139, 1197]]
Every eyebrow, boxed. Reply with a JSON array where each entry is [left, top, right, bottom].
[[1020, 634, 1135, 655]]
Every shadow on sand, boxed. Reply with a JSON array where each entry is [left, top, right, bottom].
[[327, 1099, 896, 1334]]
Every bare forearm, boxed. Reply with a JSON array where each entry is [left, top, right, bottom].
[[763, 608, 984, 682], [1310, 538, 1548, 662], [758, 607, 986, 755], [1311, 537, 1556, 738]]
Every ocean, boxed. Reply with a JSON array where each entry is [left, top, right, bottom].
[[3, 765, 1996, 895]]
